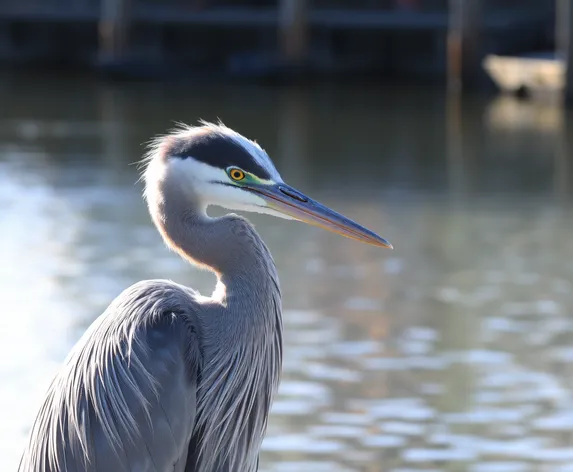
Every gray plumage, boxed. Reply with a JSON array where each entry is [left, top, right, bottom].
[[19, 122, 391, 472]]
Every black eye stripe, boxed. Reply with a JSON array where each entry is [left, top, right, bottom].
[[170, 132, 271, 180]]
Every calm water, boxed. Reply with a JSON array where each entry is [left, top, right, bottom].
[[2, 73, 573, 471]]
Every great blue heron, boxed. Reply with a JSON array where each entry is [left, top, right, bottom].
[[18, 122, 392, 472]]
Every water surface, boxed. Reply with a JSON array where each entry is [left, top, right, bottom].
[[1, 74, 573, 471]]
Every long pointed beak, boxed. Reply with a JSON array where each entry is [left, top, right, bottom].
[[248, 183, 393, 249]]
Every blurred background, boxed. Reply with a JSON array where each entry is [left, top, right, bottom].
[[2, 0, 573, 471]]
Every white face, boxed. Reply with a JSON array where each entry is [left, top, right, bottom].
[[172, 157, 261, 208], [161, 153, 294, 220]]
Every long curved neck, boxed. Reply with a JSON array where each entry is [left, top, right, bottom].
[[147, 176, 280, 306]]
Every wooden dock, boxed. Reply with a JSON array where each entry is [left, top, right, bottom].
[[0, 0, 555, 81], [0, 4, 448, 28]]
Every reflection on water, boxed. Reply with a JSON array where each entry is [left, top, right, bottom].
[[1, 74, 573, 471]]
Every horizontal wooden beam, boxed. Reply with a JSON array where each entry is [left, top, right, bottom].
[[0, 6, 549, 32]]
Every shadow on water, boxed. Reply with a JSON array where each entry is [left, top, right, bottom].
[[1, 72, 573, 471]]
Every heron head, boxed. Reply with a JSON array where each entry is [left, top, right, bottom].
[[144, 121, 392, 249]]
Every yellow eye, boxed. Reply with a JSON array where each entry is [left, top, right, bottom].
[[229, 168, 245, 181]]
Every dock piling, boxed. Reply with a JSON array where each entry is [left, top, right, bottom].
[[447, 0, 483, 92], [278, 0, 308, 70], [558, 0, 573, 105], [99, 0, 132, 62]]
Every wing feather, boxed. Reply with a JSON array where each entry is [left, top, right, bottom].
[[18, 280, 202, 472]]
